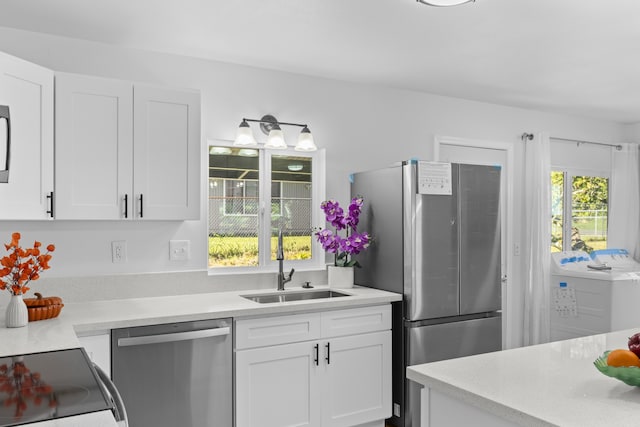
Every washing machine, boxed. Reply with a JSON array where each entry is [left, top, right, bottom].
[[550, 249, 640, 341]]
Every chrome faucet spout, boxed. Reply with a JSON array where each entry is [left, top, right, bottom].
[[277, 229, 294, 290]]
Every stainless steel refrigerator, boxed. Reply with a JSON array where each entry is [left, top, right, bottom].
[[351, 160, 502, 427]]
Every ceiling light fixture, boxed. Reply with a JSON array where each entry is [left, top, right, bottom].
[[238, 148, 259, 157], [287, 164, 304, 172], [416, 0, 475, 6], [209, 146, 232, 155], [233, 114, 317, 151]]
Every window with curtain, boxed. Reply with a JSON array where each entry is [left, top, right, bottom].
[[550, 171, 609, 253], [207, 144, 323, 270], [550, 139, 611, 254]]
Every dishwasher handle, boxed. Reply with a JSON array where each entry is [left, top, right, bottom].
[[117, 326, 231, 347], [93, 363, 129, 427]]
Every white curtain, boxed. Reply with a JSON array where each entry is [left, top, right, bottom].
[[523, 132, 551, 346], [609, 144, 640, 259]]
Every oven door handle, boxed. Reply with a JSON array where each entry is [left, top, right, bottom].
[[117, 327, 231, 347], [93, 363, 129, 427]]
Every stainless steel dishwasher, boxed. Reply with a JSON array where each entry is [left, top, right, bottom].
[[111, 318, 232, 427]]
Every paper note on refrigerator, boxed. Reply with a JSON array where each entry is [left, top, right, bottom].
[[417, 161, 452, 195]]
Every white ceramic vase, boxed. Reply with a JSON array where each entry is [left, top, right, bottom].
[[327, 265, 354, 289], [6, 294, 28, 328]]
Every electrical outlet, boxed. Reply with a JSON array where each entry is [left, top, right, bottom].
[[170, 240, 190, 261], [111, 240, 127, 263]]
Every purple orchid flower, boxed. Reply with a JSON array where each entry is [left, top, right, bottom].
[[315, 196, 372, 267]]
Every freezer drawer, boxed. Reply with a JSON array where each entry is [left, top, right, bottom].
[[406, 315, 501, 365], [404, 315, 501, 427]]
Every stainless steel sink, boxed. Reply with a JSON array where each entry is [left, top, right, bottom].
[[243, 289, 350, 304]]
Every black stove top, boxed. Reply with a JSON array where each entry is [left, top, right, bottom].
[[0, 348, 113, 427]]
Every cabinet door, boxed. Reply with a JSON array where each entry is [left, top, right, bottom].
[[133, 85, 200, 220], [55, 73, 133, 219], [322, 331, 392, 427], [236, 341, 321, 427], [0, 52, 53, 219]]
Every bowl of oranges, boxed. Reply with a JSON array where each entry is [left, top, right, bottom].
[[594, 333, 640, 386]]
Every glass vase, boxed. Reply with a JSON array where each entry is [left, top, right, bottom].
[[6, 294, 28, 328]]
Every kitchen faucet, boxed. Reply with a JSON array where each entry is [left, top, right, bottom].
[[277, 229, 295, 291]]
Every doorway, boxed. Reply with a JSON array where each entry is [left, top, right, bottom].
[[435, 135, 516, 349]]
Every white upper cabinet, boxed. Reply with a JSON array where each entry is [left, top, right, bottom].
[[0, 52, 54, 219], [55, 73, 133, 219], [55, 72, 201, 220], [133, 85, 200, 220]]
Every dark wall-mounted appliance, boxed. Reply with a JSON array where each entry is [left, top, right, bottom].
[[0, 105, 10, 183]]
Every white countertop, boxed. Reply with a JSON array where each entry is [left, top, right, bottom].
[[0, 284, 401, 357], [0, 284, 400, 427], [407, 328, 640, 427]]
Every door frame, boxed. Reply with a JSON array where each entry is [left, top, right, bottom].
[[434, 135, 516, 349]]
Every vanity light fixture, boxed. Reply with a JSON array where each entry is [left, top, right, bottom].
[[233, 114, 317, 151], [234, 119, 257, 147], [416, 0, 475, 6], [264, 122, 287, 150]]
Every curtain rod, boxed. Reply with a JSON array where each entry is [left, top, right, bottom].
[[521, 133, 623, 151], [552, 136, 622, 151]]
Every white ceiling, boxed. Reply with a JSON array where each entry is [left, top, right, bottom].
[[1, 0, 639, 123]]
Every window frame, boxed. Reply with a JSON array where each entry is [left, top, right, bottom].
[[223, 179, 259, 216], [207, 142, 326, 274]]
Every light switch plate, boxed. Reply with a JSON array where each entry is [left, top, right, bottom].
[[169, 240, 190, 261]]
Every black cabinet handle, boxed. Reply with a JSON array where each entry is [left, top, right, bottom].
[[46, 191, 54, 218], [124, 194, 128, 219], [314, 343, 319, 366], [0, 105, 10, 184], [325, 342, 330, 365], [139, 194, 144, 218]]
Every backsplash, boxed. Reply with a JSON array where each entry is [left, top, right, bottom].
[[0, 269, 328, 306]]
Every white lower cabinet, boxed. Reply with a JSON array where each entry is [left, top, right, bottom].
[[235, 305, 392, 427], [321, 331, 391, 426], [77, 333, 111, 377], [236, 340, 321, 427]]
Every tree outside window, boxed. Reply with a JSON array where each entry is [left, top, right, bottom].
[[551, 171, 608, 253]]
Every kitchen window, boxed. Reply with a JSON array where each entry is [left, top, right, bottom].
[[208, 144, 324, 270]]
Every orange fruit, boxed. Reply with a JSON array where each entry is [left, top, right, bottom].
[[607, 349, 640, 367]]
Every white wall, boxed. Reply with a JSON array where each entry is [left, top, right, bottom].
[[0, 27, 629, 346]]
